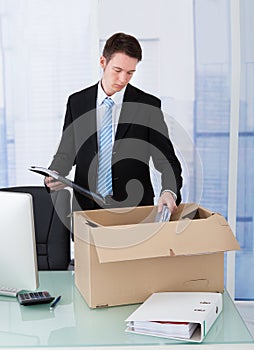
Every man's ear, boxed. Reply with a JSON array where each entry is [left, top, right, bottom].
[[100, 56, 106, 69]]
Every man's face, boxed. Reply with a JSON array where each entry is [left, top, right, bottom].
[[100, 52, 138, 96]]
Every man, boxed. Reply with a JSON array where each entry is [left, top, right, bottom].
[[45, 32, 182, 213]]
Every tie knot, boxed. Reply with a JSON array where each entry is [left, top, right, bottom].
[[103, 97, 114, 109]]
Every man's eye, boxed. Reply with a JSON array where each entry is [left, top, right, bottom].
[[114, 68, 121, 72]]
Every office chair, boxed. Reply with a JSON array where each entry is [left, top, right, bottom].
[[0, 186, 71, 270]]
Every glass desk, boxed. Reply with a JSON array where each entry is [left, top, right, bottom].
[[0, 271, 253, 349]]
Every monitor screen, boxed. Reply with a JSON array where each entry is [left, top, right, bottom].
[[0, 191, 38, 291]]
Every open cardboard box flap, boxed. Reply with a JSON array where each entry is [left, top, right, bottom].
[[75, 204, 240, 264]]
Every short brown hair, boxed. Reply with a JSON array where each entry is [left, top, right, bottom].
[[102, 32, 142, 62]]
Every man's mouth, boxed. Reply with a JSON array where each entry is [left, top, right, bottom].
[[114, 84, 125, 89]]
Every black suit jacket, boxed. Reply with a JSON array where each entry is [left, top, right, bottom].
[[49, 83, 182, 210]]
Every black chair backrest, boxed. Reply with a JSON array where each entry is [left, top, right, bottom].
[[0, 186, 71, 270]]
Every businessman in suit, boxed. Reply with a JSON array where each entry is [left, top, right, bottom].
[[45, 33, 182, 213]]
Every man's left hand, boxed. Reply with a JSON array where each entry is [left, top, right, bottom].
[[157, 191, 177, 213]]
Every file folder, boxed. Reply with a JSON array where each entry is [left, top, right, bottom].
[[29, 166, 105, 206], [125, 292, 223, 342]]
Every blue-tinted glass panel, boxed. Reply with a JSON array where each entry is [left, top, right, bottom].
[[236, 147, 254, 298], [235, 0, 254, 300], [0, 107, 8, 187], [196, 67, 230, 134], [194, 0, 230, 218], [195, 135, 229, 216]]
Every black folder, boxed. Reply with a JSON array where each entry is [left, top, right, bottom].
[[29, 166, 105, 206]]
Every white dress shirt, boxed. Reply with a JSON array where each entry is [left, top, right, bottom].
[[96, 81, 126, 144]]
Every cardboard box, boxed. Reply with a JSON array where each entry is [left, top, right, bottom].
[[74, 203, 240, 308]]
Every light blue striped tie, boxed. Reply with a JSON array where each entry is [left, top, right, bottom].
[[97, 97, 114, 198]]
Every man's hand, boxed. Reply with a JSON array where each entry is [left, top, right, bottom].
[[44, 173, 66, 192], [157, 191, 177, 213]]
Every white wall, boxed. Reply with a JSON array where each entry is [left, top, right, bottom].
[[99, 0, 160, 39], [98, 0, 195, 101]]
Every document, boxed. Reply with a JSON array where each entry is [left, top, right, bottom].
[[128, 320, 198, 339], [29, 166, 105, 205], [125, 292, 223, 342]]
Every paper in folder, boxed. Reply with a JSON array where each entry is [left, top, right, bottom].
[[125, 292, 223, 343]]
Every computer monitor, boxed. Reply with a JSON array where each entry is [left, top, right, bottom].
[[0, 191, 38, 291]]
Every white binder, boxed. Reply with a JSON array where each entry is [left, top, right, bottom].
[[125, 292, 223, 342]]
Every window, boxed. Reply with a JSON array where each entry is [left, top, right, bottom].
[[0, 0, 99, 187]]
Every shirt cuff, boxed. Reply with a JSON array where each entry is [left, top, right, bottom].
[[161, 189, 177, 202]]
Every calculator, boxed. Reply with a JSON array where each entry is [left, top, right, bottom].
[[17, 291, 54, 305]]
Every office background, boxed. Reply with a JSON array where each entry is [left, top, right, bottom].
[[0, 0, 253, 301]]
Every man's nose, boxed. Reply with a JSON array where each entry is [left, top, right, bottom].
[[119, 71, 128, 83]]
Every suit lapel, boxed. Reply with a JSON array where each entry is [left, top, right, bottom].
[[84, 84, 98, 153], [115, 84, 139, 142]]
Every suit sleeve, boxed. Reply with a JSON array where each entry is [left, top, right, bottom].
[[149, 105, 183, 205], [48, 97, 76, 176]]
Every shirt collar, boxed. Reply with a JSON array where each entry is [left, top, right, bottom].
[[97, 81, 126, 107]]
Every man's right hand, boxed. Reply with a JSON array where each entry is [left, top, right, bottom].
[[44, 175, 66, 191]]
